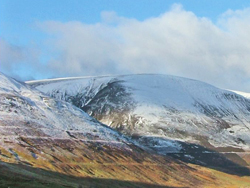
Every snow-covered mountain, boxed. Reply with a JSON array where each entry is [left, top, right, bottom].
[[1, 72, 250, 187], [2, 72, 200, 187], [0, 72, 148, 170], [28, 74, 250, 155], [0, 72, 131, 144]]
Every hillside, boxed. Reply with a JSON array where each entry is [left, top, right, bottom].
[[28, 74, 250, 150], [28, 74, 250, 171], [0, 72, 250, 187], [3, 72, 250, 187]]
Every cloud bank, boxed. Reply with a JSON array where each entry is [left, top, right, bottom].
[[0, 38, 42, 81], [0, 39, 24, 75], [2, 4, 250, 91]]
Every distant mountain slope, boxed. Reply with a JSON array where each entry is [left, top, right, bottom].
[[28, 74, 250, 155], [229, 90, 250, 99], [1, 72, 213, 187], [1, 72, 250, 187], [0, 72, 130, 143]]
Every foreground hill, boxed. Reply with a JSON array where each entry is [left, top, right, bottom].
[[3, 72, 250, 187]]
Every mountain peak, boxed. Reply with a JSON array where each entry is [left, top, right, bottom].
[[28, 73, 250, 153]]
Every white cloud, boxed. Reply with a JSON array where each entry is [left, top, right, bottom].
[[0, 38, 24, 71], [0, 38, 43, 81], [9, 4, 250, 91]]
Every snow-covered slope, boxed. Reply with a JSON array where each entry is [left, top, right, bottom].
[[27, 74, 250, 154], [2, 72, 250, 185], [5, 72, 246, 187], [0, 72, 139, 157], [229, 90, 250, 99]]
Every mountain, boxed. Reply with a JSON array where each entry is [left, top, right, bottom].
[[28, 74, 250, 167], [28, 74, 250, 148], [1, 72, 250, 187]]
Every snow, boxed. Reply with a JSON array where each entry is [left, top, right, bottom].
[[29, 74, 247, 113], [184, 154, 194, 159], [0, 72, 135, 149], [229, 90, 250, 99], [27, 73, 250, 152]]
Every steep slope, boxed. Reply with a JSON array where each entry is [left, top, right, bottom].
[[230, 90, 250, 99], [28, 74, 250, 150], [3, 72, 247, 187], [28, 74, 250, 168], [0, 72, 132, 147]]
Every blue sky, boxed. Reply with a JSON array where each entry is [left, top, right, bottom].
[[1, 0, 250, 91], [1, 0, 249, 45]]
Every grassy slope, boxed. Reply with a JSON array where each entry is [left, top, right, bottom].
[[1, 137, 250, 188]]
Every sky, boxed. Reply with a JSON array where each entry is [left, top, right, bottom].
[[1, 0, 250, 92]]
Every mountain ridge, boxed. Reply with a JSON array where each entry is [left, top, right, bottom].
[[1, 72, 250, 187], [28, 74, 250, 151], [27, 73, 250, 174]]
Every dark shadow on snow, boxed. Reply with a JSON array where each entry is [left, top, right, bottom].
[[136, 136, 250, 176]]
